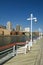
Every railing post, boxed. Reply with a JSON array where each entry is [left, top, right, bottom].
[[28, 42, 31, 51], [12, 45, 15, 56]]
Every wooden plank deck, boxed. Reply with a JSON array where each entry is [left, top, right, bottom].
[[3, 38, 41, 65]]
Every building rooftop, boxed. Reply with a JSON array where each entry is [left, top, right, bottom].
[[0, 25, 6, 29]]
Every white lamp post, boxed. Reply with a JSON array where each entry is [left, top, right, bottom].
[[39, 28, 41, 39], [39, 28, 42, 38], [27, 14, 37, 46]]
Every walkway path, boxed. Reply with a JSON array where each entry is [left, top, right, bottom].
[[3, 38, 43, 65]]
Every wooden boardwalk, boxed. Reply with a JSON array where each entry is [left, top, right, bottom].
[[3, 38, 42, 65]]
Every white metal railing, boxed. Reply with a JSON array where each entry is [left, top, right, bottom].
[[0, 47, 12, 54], [0, 45, 16, 64]]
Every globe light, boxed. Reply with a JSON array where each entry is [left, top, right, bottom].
[[35, 19, 37, 23]]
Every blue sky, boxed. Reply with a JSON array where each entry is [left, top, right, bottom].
[[0, 0, 43, 32]]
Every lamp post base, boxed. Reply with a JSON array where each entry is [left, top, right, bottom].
[[29, 40, 32, 47]]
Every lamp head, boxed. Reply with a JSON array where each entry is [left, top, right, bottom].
[[35, 18, 37, 23]]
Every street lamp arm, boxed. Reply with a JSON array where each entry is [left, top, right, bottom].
[[33, 18, 37, 20], [27, 18, 31, 20]]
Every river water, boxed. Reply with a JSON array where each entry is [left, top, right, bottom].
[[0, 35, 30, 46]]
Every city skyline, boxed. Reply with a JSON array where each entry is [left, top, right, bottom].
[[0, 0, 43, 32]]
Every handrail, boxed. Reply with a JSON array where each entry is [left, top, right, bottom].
[[0, 47, 12, 54], [16, 42, 26, 45], [0, 43, 16, 51]]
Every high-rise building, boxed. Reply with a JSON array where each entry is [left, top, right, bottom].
[[16, 24, 22, 31], [6, 21, 12, 31]]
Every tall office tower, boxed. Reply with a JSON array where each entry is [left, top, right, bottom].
[[6, 21, 12, 31], [16, 24, 22, 31]]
